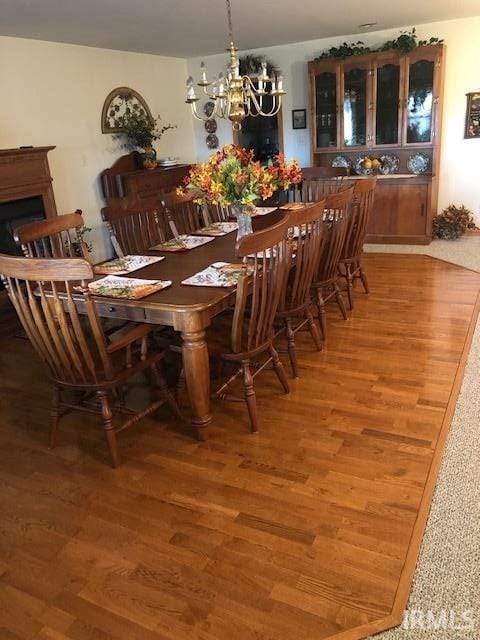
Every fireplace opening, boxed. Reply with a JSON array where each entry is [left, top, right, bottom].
[[0, 195, 45, 256], [0, 195, 45, 291]]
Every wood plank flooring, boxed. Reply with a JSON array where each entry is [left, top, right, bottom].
[[0, 253, 479, 640]]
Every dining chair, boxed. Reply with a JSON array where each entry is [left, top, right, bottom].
[[339, 177, 377, 309], [289, 166, 349, 203], [275, 200, 327, 377], [14, 210, 90, 260], [0, 253, 179, 467], [212, 216, 292, 432], [161, 191, 203, 236], [311, 186, 355, 339], [204, 203, 232, 223], [101, 198, 168, 256]]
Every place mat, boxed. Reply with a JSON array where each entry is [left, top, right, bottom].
[[251, 206, 277, 216], [182, 262, 252, 287], [87, 275, 172, 300], [192, 222, 238, 237], [279, 203, 306, 210], [151, 235, 215, 252], [94, 255, 164, 275]]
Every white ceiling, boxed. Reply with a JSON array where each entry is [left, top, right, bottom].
[[0, 0, 479, 58]]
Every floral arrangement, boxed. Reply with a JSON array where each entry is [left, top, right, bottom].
[[179, 144, 302, 207], [432, 204, 477, 240], [116, 110, 176, 151]]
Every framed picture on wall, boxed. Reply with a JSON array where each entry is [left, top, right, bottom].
[[465, 92, 480, 138], [292, 109, 307, 130]]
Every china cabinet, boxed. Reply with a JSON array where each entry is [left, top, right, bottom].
[[308, 44, 444, 244]]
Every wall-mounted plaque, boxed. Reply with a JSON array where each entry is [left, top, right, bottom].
[[465, 92, 480, 139], [101, 87, 153, 134]]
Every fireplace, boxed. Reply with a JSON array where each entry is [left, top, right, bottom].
[[0, 146, 57, 303]]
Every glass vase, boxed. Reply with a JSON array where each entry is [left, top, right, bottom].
[[232, 205, 253, 242]]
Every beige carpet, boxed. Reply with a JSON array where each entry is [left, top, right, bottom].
[[367, 237, 480, 639], [365, 234, 480, 273]]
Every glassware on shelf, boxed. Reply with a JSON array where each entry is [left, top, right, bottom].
[[406, 60, 434, 144], [375, 62, 400, 145], [343, 68, 367, 147]]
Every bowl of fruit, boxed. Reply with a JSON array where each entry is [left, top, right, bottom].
[[354, 154, 399, 176]]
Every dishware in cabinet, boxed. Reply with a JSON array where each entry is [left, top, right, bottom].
[[402, 47, 443, 146], [310, 60, 340, 151], [341, 59, 370, 149]]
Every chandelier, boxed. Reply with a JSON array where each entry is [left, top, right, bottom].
[[185, 0, 285, 130]]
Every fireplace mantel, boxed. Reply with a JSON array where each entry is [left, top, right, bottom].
[[0, 146, 57, 218]]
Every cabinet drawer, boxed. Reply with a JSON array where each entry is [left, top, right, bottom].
[[74, 299, 146, 322]]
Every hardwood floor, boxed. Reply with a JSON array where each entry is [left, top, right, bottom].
[[0, 253, 479, 640]]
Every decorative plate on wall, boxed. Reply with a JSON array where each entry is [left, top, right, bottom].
[[203, 101, 215, 117], [206, 133, 219, 149], [101, 87, 153, 134], [331, 155, 351, 169], [407, 152, 431, 174], [379, 154, 400, 175], [205, 119, 217, 133]]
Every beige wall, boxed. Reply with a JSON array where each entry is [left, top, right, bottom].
[[188, 16, 480, 223], [0, 36, 195, 260]]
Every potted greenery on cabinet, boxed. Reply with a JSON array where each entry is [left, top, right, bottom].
[[117, 111, 176, 170]]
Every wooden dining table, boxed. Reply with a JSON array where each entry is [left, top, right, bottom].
[[84, 209, 285, 440]]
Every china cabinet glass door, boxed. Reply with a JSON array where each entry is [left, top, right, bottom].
[[342, 65, 368, 148], [404, 57, 435, 144], [314, 70, 338, 149], [373, 60, 401, 146]]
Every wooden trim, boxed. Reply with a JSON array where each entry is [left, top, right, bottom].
[[365, 233, 432, 245]]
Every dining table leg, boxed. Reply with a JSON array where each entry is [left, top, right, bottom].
[[181, 329, 211, 440]]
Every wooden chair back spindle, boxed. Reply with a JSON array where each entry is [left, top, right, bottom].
[[14, 211, 89, 260], [232, 217, 291, 354]]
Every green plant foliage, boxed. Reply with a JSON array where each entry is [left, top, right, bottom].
[[316, 41, 371, 60], [115, 110, 176, 151], [239, 54, 279, 77], [314, 28, 443, 61], [432, 204, 477, 240]]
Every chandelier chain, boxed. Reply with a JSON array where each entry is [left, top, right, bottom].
[[226, 0, 234, 43]]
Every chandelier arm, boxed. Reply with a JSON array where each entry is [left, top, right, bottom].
[[247, 90, 279, 117]]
